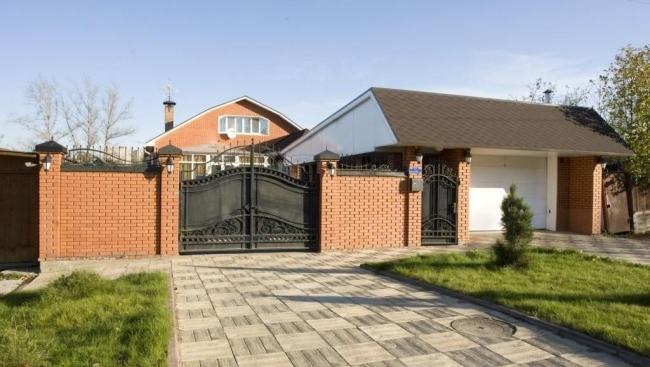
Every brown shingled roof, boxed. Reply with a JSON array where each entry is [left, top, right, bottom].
[[371, 87, 633, 156]]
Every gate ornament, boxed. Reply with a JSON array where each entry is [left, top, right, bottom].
[[421, 162, 458, 245]]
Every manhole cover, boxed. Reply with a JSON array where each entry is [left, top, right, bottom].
[[451, 317, 516, 338]]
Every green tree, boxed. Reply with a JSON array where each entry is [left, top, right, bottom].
[[599, 46, 650, 187], [494, 184, 533, 267]]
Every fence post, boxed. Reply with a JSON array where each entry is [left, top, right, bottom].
[[34, 140, 67, 261], [158, 144, 183, 256], [314, 150, 340, 251], [403, 147, 422, 247]]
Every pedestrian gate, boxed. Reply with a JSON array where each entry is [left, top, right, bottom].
[[421, 162, 458, 245]]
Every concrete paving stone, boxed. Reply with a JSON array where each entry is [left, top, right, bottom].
[[177, 301, 214, 311], [285, 300, 328, 312], [518, 356, 582, 367], [321, 328, 373, 346], [235, 351, 294, 367], [258, 311, 302, 324], [213, 305, 255, 318], [272, 288, 307, 297], [370, 288, 406, 297], [399, 353, 463, 367], [211, 298, 247, 308], [432, 315, 467, 328], [347, 314, 392, 327], [179, 317, 222, 331], [268, 321, 313, 335], [334, 341, 395, 365], [560, 351, 631, 367], [361, 323, 412, 341], [419, 331, 478, 352], [176, 288, 209, 297], [219, 315, 263, 327], [275, 331, 329, 351], [357, 359, 406, 367], [525, 334, 592, 356], [250, 303, 289, 314], [298, 309, 339, 320], [287, 347, 348, 367], [223, 324, 271, 339], [380, 310, 427, 323], [180, 340, 233, 361], [229, 335, 282, 356], [445, 346, 514, 367], [397, 319, 449, 335], [332, 305, 375, 318], [379, 336, 439, 358], [413, 307, 460, 319], [306, 317, 355, 331], [487, 340, 554, 364]]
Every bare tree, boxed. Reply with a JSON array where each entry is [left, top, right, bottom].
[[10, 76, 66, 146], [518, 78, 590, 106], [101, 85, 134, 147], [69, 78, 101, 148]]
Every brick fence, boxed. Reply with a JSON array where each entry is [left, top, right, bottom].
[[35, 142, 181, 261]]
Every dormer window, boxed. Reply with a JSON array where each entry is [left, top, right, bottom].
[[219, 116, 269, 135]]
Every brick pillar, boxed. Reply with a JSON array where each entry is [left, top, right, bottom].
[[35, 140, 67, 261], [567, 156, 602, 234], [440, 149, 471, 244], [403, 147, 422, 247], [314, 150, 340, 251], [158, 145, 182, 256]]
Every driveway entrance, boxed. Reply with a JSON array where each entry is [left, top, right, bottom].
[[172, 249, 629, 367]]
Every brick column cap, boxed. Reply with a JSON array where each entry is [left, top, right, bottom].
[[158, 144, 182, 156], [314, 149, 340, 161], [34, 140, 67, 154]]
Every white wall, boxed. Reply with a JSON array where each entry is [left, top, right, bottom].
[[283, 95, 396, 163], [546, 152, 558, 231]]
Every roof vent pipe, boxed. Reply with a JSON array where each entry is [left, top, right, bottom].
[[542, 89, 553, 104]]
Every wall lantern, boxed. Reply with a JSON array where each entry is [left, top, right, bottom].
[[165, 157, 174, 174], [464, 149, 472, 165], [326, 161, 336, 177], [598, 156, 607, 169], [43, 154, 53, 172], [415, 151, 423, 164]]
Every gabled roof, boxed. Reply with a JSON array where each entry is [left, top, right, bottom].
[[145, 96, 303, 146], [370, 87, 632, 156]]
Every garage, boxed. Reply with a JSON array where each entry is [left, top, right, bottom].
[[470, 155, 547, 231]]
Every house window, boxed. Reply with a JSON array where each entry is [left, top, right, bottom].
[[219, 116, 270, 135], [180, 154, 208, 180]]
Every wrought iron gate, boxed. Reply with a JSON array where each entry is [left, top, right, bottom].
[[421, 162, 458, 245], [179, 145, 318, 253]]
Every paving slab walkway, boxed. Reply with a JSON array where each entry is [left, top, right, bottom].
[[171, 248, 632, 367], [470, 231, 650, 265]]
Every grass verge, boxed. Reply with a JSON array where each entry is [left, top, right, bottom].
[[0, 271, 171, 366], [366, 248, 650, 356]]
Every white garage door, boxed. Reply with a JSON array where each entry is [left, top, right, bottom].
[[470, 155, 547, 231]]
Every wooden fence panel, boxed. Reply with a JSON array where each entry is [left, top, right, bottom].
[[0, 155, 39, 264], [603, 172, 631, 234]]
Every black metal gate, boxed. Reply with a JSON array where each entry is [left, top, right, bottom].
[[179, 145, 318, 253], [422, 162, 458, 245]]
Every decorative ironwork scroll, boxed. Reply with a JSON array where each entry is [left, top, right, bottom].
[[421, 162, 458, 245]]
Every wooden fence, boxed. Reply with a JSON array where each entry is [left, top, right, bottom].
[[603, 171, 650, 234]]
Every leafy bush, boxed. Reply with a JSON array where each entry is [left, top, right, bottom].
[[494, 184, 534, 267]]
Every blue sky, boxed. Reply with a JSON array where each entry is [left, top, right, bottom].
[[1, 0, 649, 148]]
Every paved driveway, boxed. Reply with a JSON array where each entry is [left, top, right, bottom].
[[470, 231, 650, 265], [172, 248, 631, 367]]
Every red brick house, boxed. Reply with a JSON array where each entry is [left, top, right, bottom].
[[146, 96, 307, 180], [282, 87, 634, 242]]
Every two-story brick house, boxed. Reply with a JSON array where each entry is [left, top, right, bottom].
[[145, 96, 307, 180]]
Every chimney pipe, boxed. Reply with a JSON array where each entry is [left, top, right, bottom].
[[542, 89, 553, 104], [163, 99, 176, 132]]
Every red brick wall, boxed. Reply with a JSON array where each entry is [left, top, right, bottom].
[[37, 152, 181, 261], [556, 156, 602, 234], [439, 149, 470, 244], [317, 148, 421, 250], [151, 100, 298, 149]]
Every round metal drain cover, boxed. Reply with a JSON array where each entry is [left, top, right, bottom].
[[451, 317, 516, 338]]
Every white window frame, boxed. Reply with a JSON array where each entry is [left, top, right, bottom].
[[218, 115, 270, 136]]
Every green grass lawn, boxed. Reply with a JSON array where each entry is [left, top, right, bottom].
[[367, 248, 650, 356], [0, 271, 171, 366]]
